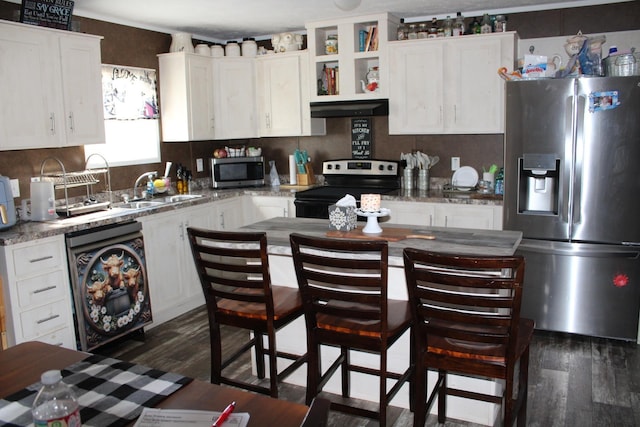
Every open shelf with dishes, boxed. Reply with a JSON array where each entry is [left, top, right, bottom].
[[306, 13, 399, 102]]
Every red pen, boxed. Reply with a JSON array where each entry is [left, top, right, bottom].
[[212, 401, 236, 427]]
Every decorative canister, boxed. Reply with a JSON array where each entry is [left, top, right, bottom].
[[225, 41, 241, 57], [210, 44, 224, 57], [325, 35, 338, 54], [170, 32, 194, 53], [195, 44, 210, 55], [241, 38, 258, 57]]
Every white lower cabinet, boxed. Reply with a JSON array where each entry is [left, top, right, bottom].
[[212, 196, 248, 230], [140, 203, 215, 326], [383, 200, 502, 230], [383, 201, 436, 227], [247, 195, 295, 224], [0, 235, 76, 348]]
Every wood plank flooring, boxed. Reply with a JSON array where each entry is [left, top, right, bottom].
[[97, 306, 640, 426]]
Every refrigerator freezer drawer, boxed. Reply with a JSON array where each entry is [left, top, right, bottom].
[[517, 239, 640, 341]]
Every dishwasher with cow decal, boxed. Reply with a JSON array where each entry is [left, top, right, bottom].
[[66, 221, 152, 351]]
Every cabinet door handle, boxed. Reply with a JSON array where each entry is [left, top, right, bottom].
[[444, 216, 448, 227], [429, 214, 433, 227], [37, 314, 60, 324], [33, 285, 57, 294], [29, 255, 54, 263], [68, 112, 75, 133], [49, 113, 56, 135], [266, 113, 271, 129]]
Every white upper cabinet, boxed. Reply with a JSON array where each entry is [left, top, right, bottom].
[[0, 21, 104, 150], [388, 32, 516, 134], [306, 13, 399, 102], [256, 51, 325, 137], [212, 57, 259, 139], [158, 52, 215, 141]]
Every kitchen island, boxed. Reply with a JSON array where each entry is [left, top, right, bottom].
[[237, 217, 522, 426]]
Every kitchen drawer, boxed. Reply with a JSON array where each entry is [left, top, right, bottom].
[[12, 240, 64, 277], [19, 298, 72, 340], [31, 326, 76, 349], [16, 270, 68, 309]]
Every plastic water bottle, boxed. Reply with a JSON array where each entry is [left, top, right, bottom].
[[32, 370, 81, 427]]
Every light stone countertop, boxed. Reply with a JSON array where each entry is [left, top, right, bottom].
[[0, 185, 502, 246], [241, 217, 521, 266]]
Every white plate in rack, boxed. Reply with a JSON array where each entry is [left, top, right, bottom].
[[452, 166, 479, 190]]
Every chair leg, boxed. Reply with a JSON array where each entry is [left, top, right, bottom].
[[254, 330, 265, 379], [413, 362, 427, 427], [210, 322, 222, 385], [306, 341, 321, 406], [379, 350, 388, 427], [437, 370, 447, 424], [517, 348, 531, 427], [267, 329, 279, 398], [341, 346, 350, 398], [409, 332, 416, 413]]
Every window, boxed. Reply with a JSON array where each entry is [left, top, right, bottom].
[[85, 64, 161, 168]]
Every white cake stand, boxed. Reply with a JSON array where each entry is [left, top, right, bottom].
[[356, 208, 390, 234]]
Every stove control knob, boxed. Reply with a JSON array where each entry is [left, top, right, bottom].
[[387, 165, 395, 171], [326, 164, 333, 170], [334, 164, 340, 170], [378, 164, 384, 171]]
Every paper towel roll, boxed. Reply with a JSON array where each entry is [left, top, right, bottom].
[[289, 154, 297, 185]]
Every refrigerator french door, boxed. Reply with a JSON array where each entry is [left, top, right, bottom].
[[504, 77, 640, 341]]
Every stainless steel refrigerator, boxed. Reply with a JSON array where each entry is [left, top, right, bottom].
[[504, 76, 640, 341]]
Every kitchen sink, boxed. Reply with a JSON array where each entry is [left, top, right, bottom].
[[117, 201, 165, 209], [162, 194, 204, 203]]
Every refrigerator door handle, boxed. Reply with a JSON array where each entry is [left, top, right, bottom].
[[561, 94, 575, 225], [518, 240, 640, 259], [573, 94, 586, 225]]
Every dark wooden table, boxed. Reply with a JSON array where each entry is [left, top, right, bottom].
[[0, 342, 309, 426]]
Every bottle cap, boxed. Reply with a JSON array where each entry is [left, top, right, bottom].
[[41, 370, 62, 385], [609, 46, 618, 55]]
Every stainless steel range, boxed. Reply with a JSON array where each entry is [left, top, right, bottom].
[[294, 159, 400, 219]]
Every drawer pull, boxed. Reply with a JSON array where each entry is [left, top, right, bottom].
[[33, 285, 57, 294], [37, 314, 60, 324], [29, 255, 54, 263]]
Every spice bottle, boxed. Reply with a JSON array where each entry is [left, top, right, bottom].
[[443, 16, 453, 37], [453, 12, 465, 36], [396, 19, 407, 40], [481, 14, 492, 34]]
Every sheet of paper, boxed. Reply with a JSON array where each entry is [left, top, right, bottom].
[[134, 408, 250, 427]]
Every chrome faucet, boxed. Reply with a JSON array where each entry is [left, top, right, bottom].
[[133, 171, 157, 200]]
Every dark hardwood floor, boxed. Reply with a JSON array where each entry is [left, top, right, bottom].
[[97, 306, 640, 426]]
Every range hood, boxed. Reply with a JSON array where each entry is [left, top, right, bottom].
[[310, 99, 388, 118]]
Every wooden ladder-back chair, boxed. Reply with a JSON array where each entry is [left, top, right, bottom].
[[187, 227, 306, 398], [403, 249, 534, 427], [289, 233, 412, 427]]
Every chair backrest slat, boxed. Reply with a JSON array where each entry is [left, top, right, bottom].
[[404, 249, 525, 351], [188, 227, 274, 317], [290, 233, 388, 329]]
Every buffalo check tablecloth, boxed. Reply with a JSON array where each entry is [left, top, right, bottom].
[[0, 354, 193, 427]]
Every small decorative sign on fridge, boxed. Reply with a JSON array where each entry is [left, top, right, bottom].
[[20, 0, 75, 30], [351, 118, 372, 159]]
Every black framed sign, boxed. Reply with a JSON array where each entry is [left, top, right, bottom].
[[351, 118, 372, 159], [20, 0, 74, 30]]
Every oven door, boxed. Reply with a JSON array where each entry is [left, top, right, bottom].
[[66, 222, 152, 351]]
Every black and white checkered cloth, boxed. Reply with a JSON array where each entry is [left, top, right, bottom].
[[0, 354, 193, 427]]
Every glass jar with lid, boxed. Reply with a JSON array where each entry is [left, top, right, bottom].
[[407, 24, 418, 40], [325, 35, 338, 54], [417, 23, 428, 39], [396, 20, 407, 40], [494, 15, 507, 32]]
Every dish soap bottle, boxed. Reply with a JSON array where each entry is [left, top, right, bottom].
[[32, 370, 81, 427]]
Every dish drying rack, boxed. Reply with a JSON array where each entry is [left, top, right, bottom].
[[39, 155, 113, 217]]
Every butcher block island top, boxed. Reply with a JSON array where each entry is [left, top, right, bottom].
[[240, 217, 522, 263]]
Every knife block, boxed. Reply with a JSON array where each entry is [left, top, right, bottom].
[[297, 164, 316, 186]]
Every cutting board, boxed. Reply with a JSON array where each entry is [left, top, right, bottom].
[[326, 227, 435, 242]]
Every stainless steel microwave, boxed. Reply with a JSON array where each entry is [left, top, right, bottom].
[[210, 156, 265, 189]]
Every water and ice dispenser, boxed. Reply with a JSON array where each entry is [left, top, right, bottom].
[[518, 153, 559, 214]]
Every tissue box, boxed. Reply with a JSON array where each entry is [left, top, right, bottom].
[[328, 204, 357, 231]]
